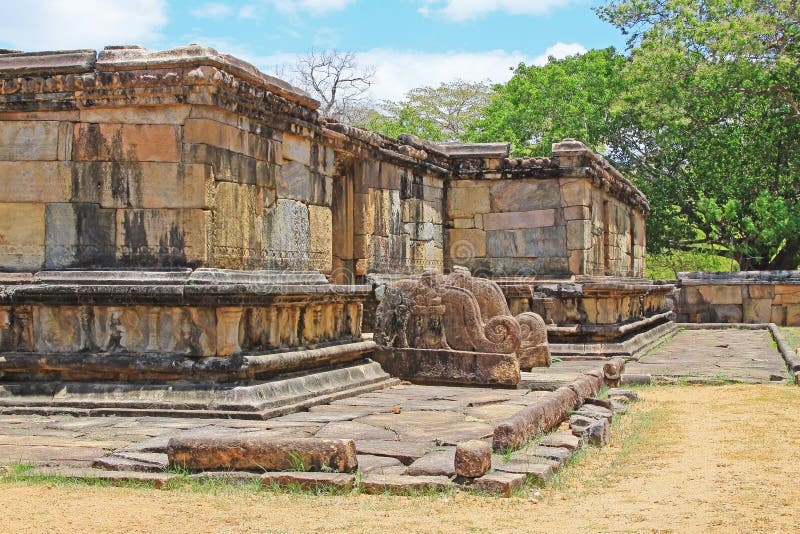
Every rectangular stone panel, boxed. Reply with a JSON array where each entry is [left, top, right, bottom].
[[0, 121, 59, 161], [183, 119, 272, 161], [263, 198, 310, 269], [209, 182, 269, 269], [185, 144, 276, 187], [566, 219, 592, 250], [80, 106, 191, 125], [70, 162, 212, 209], [0, 202, 45, 270], [560, 179, 590, 207], [698, 285, 743, 305], [743, 298, 772, 323], [116, 208, 208, 267], [282, 133, 311, 165], [483, 209, 555, 231], [72, 123, 181, 162], [490, 180, 561, 212], [448, 186, 490, 218], [0, 161, 72, 202], [486, 226, 567, 258], [308, 204, 332, 272], [447, 228, 486, 259], [45, 203, 116, 269]]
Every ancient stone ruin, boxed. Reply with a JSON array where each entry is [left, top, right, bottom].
[[0, 44, 664, 415]]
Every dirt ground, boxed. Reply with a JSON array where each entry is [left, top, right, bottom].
[[2, 384, 799, 533]]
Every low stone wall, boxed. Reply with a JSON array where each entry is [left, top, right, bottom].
[[676, 271, 800, 325]]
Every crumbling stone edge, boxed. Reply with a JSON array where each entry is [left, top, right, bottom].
[[492, 358, 625, 452]]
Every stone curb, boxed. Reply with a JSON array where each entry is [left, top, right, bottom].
[[766, 323, 800, 373]]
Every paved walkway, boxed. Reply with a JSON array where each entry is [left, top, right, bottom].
[[626, 328, 788, 383]]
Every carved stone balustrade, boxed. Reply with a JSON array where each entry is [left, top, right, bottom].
[[373, 267, 550, 386]]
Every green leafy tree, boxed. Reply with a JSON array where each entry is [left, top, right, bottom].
[[467, 48, 625, 156], [598, 0, 800, 269], [358, 80, 494, 142]]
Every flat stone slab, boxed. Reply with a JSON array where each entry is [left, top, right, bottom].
[[28, 467, 177, 488], [261, 472, 355, 491], [406, 449, 456, 477], [539, 432, 582, 451], [354, 440, 430, 465], [93, 452, 167, 472], [356, 454, 406, 475], [626, 328, 788, 383], [492, 460, 554, 485], [361, 474, 452, 495]]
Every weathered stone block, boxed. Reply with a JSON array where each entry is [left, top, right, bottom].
[[447, 228, 486, 260], [0, 120, 59, 160], [81, 105, 191, 125], [281, 133, 311, 165], [167, 436, 358, 472], [566, 219, 591, 250], [116, 208, 208, 267], [183, 118, 272, 161], [454, 440, 491, 478], [72, 123, 181, 162], [451, 217, 474, 229], [354, 192, 375, 235], [564, 205, 590, 220], [309, 204, 332, 272], [372, 348, 520, 387], [45, 203, 116, 268], [743, 298, 772, 323], [699, 285, 742, 305], [0, 202, 45, 270], [482, 209, 555, 231], [185, 144, 276, 187], [361, 474, 452, 494], [486, 226, 566, 258], [406, 450, 456, 477], [540, 432, 581, 451], [449, 186, 489, 217], [709, 304, 742, 323], [0, 161, 71, 202], [748, 285, 774, 299], [490, 180, 560, 212], [560, 179, 589, 206], [472, 471, 526, 496]]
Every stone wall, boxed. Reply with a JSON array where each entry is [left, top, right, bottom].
[[676, 271, 800, 326], [443, 139, 648, 277], [0, 46, 646, 283]]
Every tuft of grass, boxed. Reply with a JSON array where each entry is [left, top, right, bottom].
[[286, 452, 307, 472]]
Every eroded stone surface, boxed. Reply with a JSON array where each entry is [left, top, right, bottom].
[[454, 440, 491, 478]]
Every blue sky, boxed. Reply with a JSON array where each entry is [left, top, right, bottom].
[[1, 0, 626, 101]]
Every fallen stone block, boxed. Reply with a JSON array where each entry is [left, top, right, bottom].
[[584, 397, 613, 410], [373, 348, 520, 387], [493, 386, 579, 451], [93, 452, 167, 473], [471, 471, 527, 497], [454, 440, 491, 478], [607, 388, 639, 402], [29, 467, 177, 488], [261, 472, 355, 491], [514, 446, 572, 467], [586, 418, 610, 446], [406, 449, 455, 477], [620, 374, 651, 386], [574, 404, 614, 422], [361, 474, 452, 495], [540, 432, 582, 451], [167, 437, 358, 473], [569, 414, 595, 437], [493, 460, 553, 486]]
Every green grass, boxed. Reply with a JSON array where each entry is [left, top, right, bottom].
[[646, 250, 739, 280]]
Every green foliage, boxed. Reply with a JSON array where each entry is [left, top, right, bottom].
[[357, 80, 493, 142], [598, 0, 800, 270], [646, 250, 739, 279], [466, 48, 625, 156]]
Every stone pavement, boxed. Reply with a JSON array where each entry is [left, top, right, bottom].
[[0, 384, 558, 472], [626, 328, 788, 383]]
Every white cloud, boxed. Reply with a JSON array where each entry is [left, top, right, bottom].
[[419, 0, 574, 21], [0, 0, 167, 52], [238, 4, 258, 19], [272, 0, 357, 16], [191, 3, 233, 19], [246, 43, 586, 102]]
